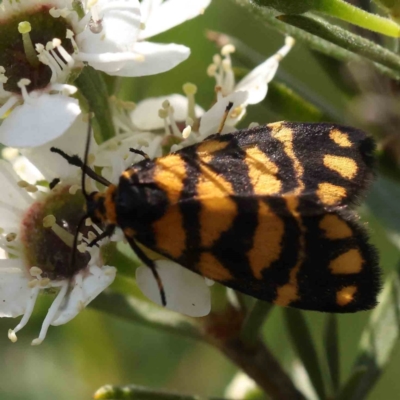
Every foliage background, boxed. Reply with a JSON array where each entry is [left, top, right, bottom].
[[1, 0, 400, 399]]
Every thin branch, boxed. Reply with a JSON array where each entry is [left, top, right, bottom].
[[217, 337, 306, 400]]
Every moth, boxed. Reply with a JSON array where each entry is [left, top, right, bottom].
[[52, 120, 381, 313]]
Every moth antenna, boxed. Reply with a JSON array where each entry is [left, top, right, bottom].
[[217, 101, 234, 134], [82, 114, 93, 198], [69, 213, 89, 275]]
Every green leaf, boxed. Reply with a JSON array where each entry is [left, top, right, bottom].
[[266, 81, 330, 122], [349, 271, 400, 400], [278, 14, 400, 73], [254, 0, 400, 37], [75, 66, 116, 142], [366, 176, 400, 238], [232, 0, 400, 80], [240, 301, 274, 346], [284, 308, 326, 400], [324, 314, 340, 395], [94, 384, 227, 400], [335, 367, 367, 400]]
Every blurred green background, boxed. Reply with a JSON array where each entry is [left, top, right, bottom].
[[1, 1, 400, 399]]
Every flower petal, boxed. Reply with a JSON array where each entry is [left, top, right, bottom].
[[199, 91, 248, 138], [0, 160, 32, 227], [51, 265, 116, 326], [0, 94, 81, 147], [0, 259, 30, 318], [139, 0, 211, 40], [21, 117, 96, 181], [136, 260, 211, 317], [235, 37, 295, 105], [132, 94, 204, 130], [77, 0, 141, 54], [109, 41, 190, 77], [234, 58, 277, 105]]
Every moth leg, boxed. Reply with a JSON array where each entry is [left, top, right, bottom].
[[129, 148, 150, 160], [87, 224, 115, 247], [216, 101, 234, 134], [126, 236, 167, 306]]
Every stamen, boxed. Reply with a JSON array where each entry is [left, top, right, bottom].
[[50, 223, 75, 248], [274, 36, 295, 62], [0, 67, 10, 98], [18, 22, 40, 68], [182, 82, 198, 121], [17, 79, 34, 105], [167, 106, 181, 137], [207, 64, 217, 77], [66, 30, 79, 53], [8, 286, 40, 342], [248, 122, 259, 128], [158, 109, 172, 136], [32, 281, 69, 345]]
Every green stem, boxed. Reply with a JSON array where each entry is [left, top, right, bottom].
[[75, 66, 116, 142], [94, 384, 227, 400], [240, 301, 274, 345], [217, 337, 306, 400], [315, 0, 400, 37]]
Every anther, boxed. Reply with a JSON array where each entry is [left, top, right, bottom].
[[182, 126, 192, 139], [213, 54, 222, 65], [28, 279, 38, 288], [25, 185, 38, 193], [40, 278, 51, 287], [207, 64, 217, 77], [17, 180, 29, 188], [221, 44, 236, 56], [43, 215, 56, 228], [30, 267, 43, 277], [8, 329, 17, 343], [77, 243, 88, 253], [6, 233, 17, 242], [69, 185, 80, 195]]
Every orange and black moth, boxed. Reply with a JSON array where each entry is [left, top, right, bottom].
[[52, 121, 381, 313]]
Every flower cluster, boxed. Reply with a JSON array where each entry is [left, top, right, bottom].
[[0, 0, 294, 344]]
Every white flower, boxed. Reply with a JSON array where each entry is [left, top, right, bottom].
[[0, 118, 116, 345], [0, 0, 210, 148], [199, 36, 295, 137], [139, 0, 211, 40], [136, 260, 211, 317]]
